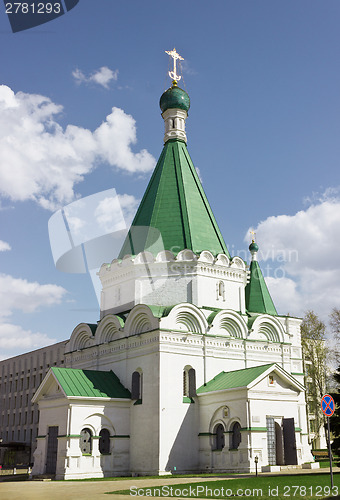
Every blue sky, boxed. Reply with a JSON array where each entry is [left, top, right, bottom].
[[1, 0, 340, 358]]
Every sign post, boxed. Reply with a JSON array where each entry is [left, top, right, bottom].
[[321, 394, 335, 489]]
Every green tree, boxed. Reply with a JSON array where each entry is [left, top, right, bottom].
[[301, 311, 329, 449], [330, 308, 340, 362], [330, 365, 340, 457], [330, 308, 340, 458]]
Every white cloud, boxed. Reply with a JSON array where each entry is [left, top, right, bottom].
[[93, 193, 139, 234], [0, 85, 155, 210], [72, 66, 119, 89], [247, 194, 340, 319], [0, 240, 11, 251], [94, 195, 131, 233], [60, 191, 139, 244], [0, 323, 56, 358], [264, 277, 303, 316], [91, 67, 118, 88], [0, 273, 66, 318], [195, 167, 203, 183], [0, 273, 66, 358], [72, 68, 85, 84], [303, 185, 340, 206], [66, 215, 86, 237], [117, 194, 140, 226], [180, 59, 197, 76], [94, 107, 154, 173]]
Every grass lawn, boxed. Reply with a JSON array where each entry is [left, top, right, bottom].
[[109, 474, 340, 499], [318, 460, 340, 469]]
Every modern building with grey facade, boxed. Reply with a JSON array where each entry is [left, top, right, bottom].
[[0, 340, 67, 465]]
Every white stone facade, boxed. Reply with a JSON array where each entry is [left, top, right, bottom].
[[32, 374, 130, 480], [98, 250, 248, 318], [30, 269, 313, 478]]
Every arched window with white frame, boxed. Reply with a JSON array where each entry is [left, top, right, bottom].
[[99, 428, 110, 454], [216, 281, 225, 301], [80, 428, 92, 455]]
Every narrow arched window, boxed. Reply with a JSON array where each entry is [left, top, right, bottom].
[[131, 371, 142, 401], [217, 281, 225, 301], [183, 367, 196, 398], [188, 368, 196, 397], [215, 424, 225, 450], [99, 428, 110, 454], [80, 428, 92, 455], [230, 422, 241, 449]]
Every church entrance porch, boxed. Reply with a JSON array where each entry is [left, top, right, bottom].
[[266, 417, 297, 466]]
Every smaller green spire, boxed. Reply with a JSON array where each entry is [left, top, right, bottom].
[[245, 241, 277, 316]]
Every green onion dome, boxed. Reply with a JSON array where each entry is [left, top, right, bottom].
[[160, 82, 190, 113], [249, 241, 259, 253]]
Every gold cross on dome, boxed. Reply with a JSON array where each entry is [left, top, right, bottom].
[[165, 48, 184, 82], [250, 230, 256, 242]]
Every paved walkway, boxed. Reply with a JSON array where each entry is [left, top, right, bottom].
[[0, 468, 339, 500]]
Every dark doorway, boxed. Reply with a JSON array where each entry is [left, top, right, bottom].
[[45, 426, 58, 474], [283, 418, 298, 465]]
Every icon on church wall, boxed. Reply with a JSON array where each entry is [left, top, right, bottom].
[[223, 406, 229, 418]]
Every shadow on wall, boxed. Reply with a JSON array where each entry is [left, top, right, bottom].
[[165, 402, 199, 473]]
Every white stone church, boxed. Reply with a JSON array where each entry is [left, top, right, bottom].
[[12, 52, 315, 479]]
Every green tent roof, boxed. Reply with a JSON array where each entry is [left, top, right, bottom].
[[245, 260, 277, 316], [197, 364, 275, 394], [51, 367, 131, 399], [119, 139, 229, 258]]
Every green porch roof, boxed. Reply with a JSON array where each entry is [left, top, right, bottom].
[[245, 260, 277, 316], [119, 139, 229, 258], [51, 367, 131, 399], [197, 363, 275, 394]]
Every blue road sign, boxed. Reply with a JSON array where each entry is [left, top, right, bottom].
[[321, 394, 335, 417]]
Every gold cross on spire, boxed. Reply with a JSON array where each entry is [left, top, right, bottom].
[[250, 230, 256, 243], [165, 48, 184, 83]]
